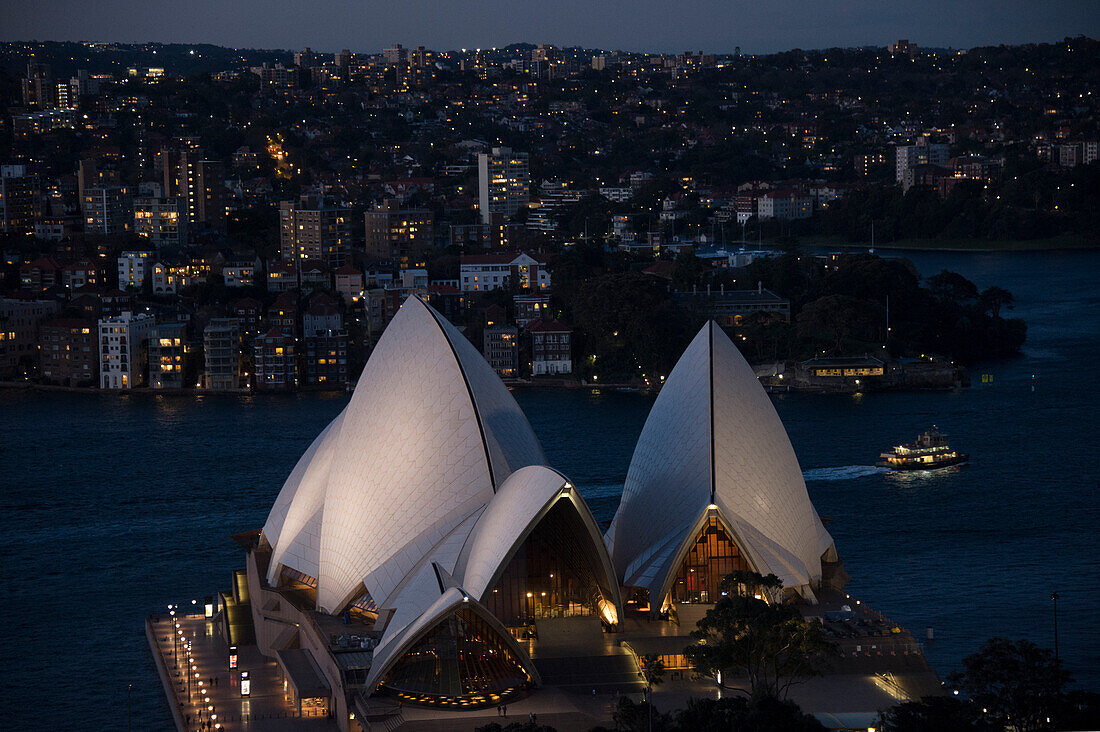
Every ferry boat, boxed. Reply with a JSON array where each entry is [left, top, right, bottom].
[[878, 427, 968, 471]]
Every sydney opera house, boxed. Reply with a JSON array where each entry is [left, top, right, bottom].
[[223, 295, 857, 730]]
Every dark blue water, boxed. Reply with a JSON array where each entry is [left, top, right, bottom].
[[0, 250, 1097, 729]]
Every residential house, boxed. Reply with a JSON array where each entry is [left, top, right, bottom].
[[459, 252, 550, 293], [528, 318, 572, 375]]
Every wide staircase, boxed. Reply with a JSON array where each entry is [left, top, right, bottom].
[[531, 617, 644, 694]]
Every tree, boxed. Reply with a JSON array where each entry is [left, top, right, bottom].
[[683, 571, 836, 700], [877, 695, 998, 732], [948, 638, 1071, 732], [978, 286, 1014, 318], [570, 272, 693, 382], [926, 270, 979, 303], [638, 653, 666, 732], [674, 696, 826, 732], [612, 696, 671, 732], [796, 294, 879, 355], [640, 653, 666, 692]]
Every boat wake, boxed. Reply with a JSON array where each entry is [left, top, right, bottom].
[[803, 465, 889, 482]]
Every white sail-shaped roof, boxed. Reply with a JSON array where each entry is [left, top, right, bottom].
[[456, 465, 620, 608], [364, 586, 541, 693], [309, 296, 544, 613], [266, 411, 345, 583], [608, 321, 834, 601], [262, 414, 342, 551]]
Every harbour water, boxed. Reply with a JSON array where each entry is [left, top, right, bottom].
[[0, 250, 1097, 729]]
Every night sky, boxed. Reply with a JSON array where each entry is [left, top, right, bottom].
[[3, 0, 1097, 54]]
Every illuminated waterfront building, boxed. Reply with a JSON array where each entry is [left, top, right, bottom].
[[98, 311, 155, 389], [482, 323, 518, 377], [208, 303, 935, 730], [203, 318, 240, 391], [231, 297, 619, 725], [148, 322, 187, 389], [37, 318, 97, 387]]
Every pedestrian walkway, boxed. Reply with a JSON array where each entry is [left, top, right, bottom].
[[147, 610, 335, 731]]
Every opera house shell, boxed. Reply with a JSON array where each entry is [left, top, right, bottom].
[[243, 296, 621, 722], [607, 321, 839, 609], [236, 299, 842, 729]]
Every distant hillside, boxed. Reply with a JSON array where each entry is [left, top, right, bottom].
[[0, 41, 291, 78]]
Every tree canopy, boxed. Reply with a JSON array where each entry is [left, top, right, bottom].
[[683, 571, 836, 700]]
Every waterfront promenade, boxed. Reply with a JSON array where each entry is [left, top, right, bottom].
[[147, 610, 333, 731], [147, 600, 939, 731]]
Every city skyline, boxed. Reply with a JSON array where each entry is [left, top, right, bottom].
[[3, 0, 1098, 54]]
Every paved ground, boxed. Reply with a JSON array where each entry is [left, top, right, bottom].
[[149, 609, 941, 731], [148, 612, 334, 731]]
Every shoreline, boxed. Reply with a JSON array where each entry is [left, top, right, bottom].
[[794, 234, 1098, 252]]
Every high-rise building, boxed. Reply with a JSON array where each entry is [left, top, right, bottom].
[[302, 299, 348, 389], [203, 318, 241, 391], [98, 311, 155, 389], [21, 62, 56, 108], [134, 195, 187, 248], [0, 165, 40, 236], [477, 147, 530, 224], [148, 322, 188, 389], [70, 69, 99, 98], [161, 148, 225, 232], [83, 185, 133, 235], [895, 139, 949, 188], [254, 327, 297, 390], [888, 39, 919, 58], [253, 63, 299, 92], [483, 324, 519, 378], [382, 44, 407, 65], [279, 196, 351, 268], [294, 47, 318, 68], [38, 317, 98, 386], [0, 298, 60, 378], [364, 200, 434, 267]]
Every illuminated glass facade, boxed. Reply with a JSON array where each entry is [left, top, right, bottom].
[[380, 607, 531, 707], [669, 516, 748, 604], [484, 499, 611, 627]]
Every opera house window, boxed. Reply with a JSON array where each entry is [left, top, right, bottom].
[[670, 516, 747, 604], [485, 499, 611, 627], [379, 608, 530, 707]]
